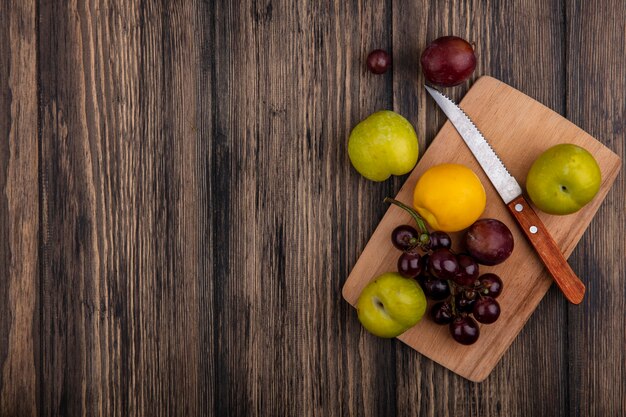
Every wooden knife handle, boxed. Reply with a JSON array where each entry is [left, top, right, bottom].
[[506, 195, 586, 304]]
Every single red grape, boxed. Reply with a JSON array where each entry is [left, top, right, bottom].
[[397, 252, 422, 278], [479, 273, 503, 298], [450, 315, 480, 345], [420, 277, 450, 300], [428, 231, 452, 250], [453, 254, 479, 286], [428, 248, 459, 279], [391, 225, 419, 251], [367, 49, 392, 74], [472, 296, 500, 324], [431, 302, 454, 325]]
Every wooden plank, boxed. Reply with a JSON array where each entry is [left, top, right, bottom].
[[391, 0, 572, 414], [38, 0, 214, 415], [565, 1, 626, 416], [0, 1, 38, 416], [211, 0, 402, 415], [342, 1, 401, 416]]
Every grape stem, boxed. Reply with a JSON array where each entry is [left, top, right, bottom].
[[384, 197, 429, 236], [447, 280, 459, 317]]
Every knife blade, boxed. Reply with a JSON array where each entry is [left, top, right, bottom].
[[425, 84, 586, 304]]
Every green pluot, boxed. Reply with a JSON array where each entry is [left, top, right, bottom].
[[348, 111, 419, 181], [356, 272, 427, 338], [525, 143, 601, 215]]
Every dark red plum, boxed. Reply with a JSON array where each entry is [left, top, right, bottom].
[[464, 219, 514, 266], [421, 36, 476, 87]]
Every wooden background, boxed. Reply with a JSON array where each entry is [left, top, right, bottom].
[[0, 0, 623, 416]]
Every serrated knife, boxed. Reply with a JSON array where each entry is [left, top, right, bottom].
[[425, 84, 585, 304]]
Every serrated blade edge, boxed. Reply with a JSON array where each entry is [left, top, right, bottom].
[[425, 85, 522, 204]]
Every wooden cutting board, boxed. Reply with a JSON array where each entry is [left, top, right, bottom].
[[342, 76, 622, 382]]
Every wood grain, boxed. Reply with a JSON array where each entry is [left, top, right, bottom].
[[0, 0, 623, 415], [565, 1, 626, 416], [0, 1, 39, 416], [38, 0, 213, 415]]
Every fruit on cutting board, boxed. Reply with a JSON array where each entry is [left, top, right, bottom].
[[348, 110, 419, 181], [420, 36, 476, 87], [383, 198, 512, 345], [450, 316, 480, 345], [391, 224, 421, 251], [397, 252, 423, 278], [366, 49, 392, 74], [413, 163, 486, 232], [525, 143, 602, 215], [463, 218, 514, 265], [472, 296, 500, 324], [356, 272, 427, 338], [479, 273, 503, 298]]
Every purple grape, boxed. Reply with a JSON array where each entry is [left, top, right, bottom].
[[453, 254, 479, 287], [391, 225, 419, 251], [431, 302, 454, 325], [479, 273, 503, 298], [427, 248, 459, 279], [472, 297, 500, 324], [366, 49, 392, 74], [397, 252, 422, 278], [464, 219, 514, 266], [420, 277, 450, 300], [450, 315, 480, 345], [428, 231, 452, 250]]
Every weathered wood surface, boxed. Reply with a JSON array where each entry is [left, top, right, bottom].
[[0, 0, 623, 415]]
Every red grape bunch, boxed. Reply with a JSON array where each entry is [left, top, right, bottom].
[[386, 198, 513, 345]]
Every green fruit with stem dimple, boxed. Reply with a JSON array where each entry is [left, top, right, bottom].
[[525, 143, 601, 215], [348, 110, 419, 181], [356, 272, 427, 338]]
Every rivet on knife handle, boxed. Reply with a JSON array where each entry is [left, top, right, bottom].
[[506, 195, 586, 304]]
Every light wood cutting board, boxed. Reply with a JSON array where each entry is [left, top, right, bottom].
[[342, 76, 622, 382]]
